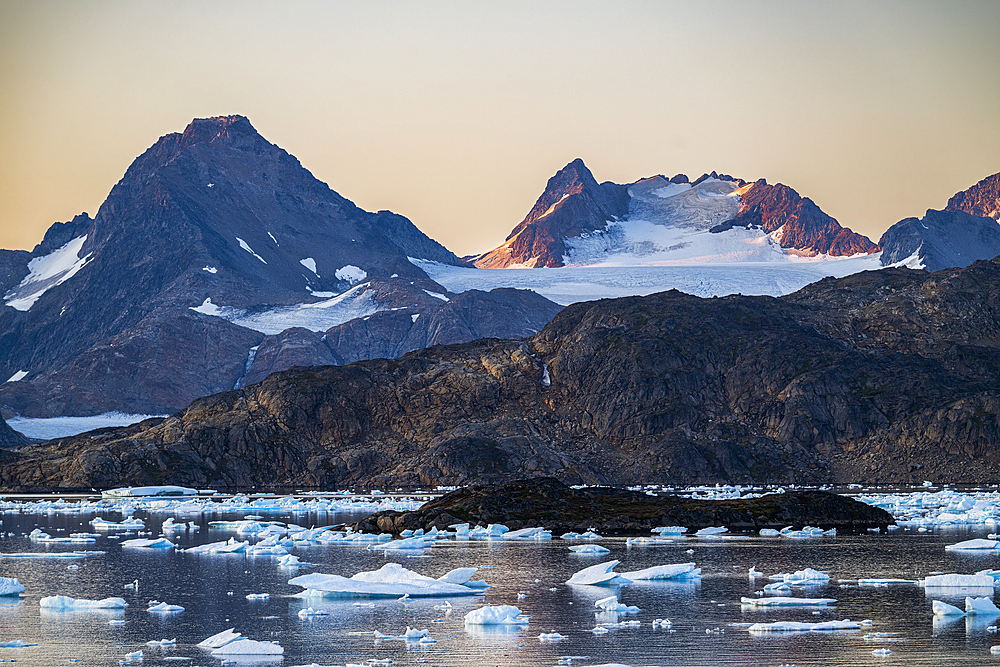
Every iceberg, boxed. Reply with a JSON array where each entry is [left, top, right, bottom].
[[122, 537, 175, 549], [464, 605, 529, 625], [0, 640, 37, 648], [747, 619, 862, 633], [619, 563, 700, 581], [595, 596, 639, 613], [769, 568, 830, 584], [288, 563, 483, 598], [694, 526, 727, 536], [945, 538, 999, 551], [932, 600, 965, 616], [197, 628, 242, 649], [436, 567, 479, 585], [210, 639, 283, 656], [741, 596, 836, 606], [968, 597, 1000, 615], [0, 577, 25, 596], [40, 595, 128, 609], [923, 573, 996, 588], [147, 601, 184, 612], [569, 544, 610, 554], [566, 561, 626, 586]]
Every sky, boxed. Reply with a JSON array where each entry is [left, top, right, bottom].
[[1, 0, 998, 257]]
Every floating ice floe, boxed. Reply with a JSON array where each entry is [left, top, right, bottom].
[[694, 526, 727, 537], [768, 568, 830, 585], [619, 563, 701, 581], [182, 538, 249, 554], [147, 601, 184, 612], [0, 577, 24, 596], [747, 619, 862, 633], [29, 529, 96, 543], [289, 563, 483, 598], [40, 595, 128, 609], [103, 486, 198, 498], [538, 632, 568, 640], [246, 593, 270, 600], [122, 537, 175, 549], [197, 628, 242, 649], [0, 640, 37, 648], [566, 561, 627, 586], [91, 517, 145, 531], [968, 597, 1000, 616], [741, 597, 836, 607], [147, 639, 177, 646], [923, 573, 996, 588], [464, 605, 529, 625], [0, 551, 104, 559], [945, 538, 1000, 551], [625, 537, 673, 547], [297, 607, 330, 618], [652, 526, 686, 535], [210, 639, 283, 656], [569, 544, 610, 554], [503, 527, 552, 541], [759, 529, 781, 537], [595, 596, 639, 613], [933, 600, 966, 616]]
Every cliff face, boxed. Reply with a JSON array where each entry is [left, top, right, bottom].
[[878, 208, 1000, 272], [946, 171, 1000, 220], [3, 259, 1000, 491]]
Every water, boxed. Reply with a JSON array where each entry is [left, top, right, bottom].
[[1, 502, 999, 666]]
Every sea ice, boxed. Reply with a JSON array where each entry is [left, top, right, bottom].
[[122, 537, 175, 549], [538, 632, 568, 640], [923, 573, 996, 588], [694, 526, 727, 536], [0, 577, 25, 596], [747, 619, 862, 633], [594, 596, 639, 613], [569, 544, 610, 554], [40, 595, 128, 609], [741, 597, 836, 607], [464, 605, 529, 625], [566, 561, 626, 586], [0, 640, 36, 648], [211, 639, 283, 656], [147, 601, 184, 612], [945, 538, 1000, 551], [289, 563, 483, 598]]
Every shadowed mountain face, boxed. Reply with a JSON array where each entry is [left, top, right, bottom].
[[4, 259, 999, 491], [879, 171, 1000, 272], [472, 160, 876, 268], [0, 116, 560, 417]]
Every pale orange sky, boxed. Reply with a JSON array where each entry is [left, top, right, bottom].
[[1, 1, 998, 256]]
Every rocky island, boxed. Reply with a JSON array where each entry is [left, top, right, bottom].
[[348, 478, 894, 536]]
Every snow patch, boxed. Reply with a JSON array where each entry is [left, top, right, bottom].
[[423, 289, 449, 301], [335, 265, 366, 284], [202, 266, 218, 274], [6, 370, 27, 383], [236, 237, 267, 264], [300, 258, 318, 274], [267, 231, 279, 246], [4, 235, 93, 311]]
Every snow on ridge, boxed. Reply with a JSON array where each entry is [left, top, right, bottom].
[[220, 282, 384, 335], [235, 237, 267, 264], [423, 290, 449, 302], [300, 258, 318, 275], [335, 265, 366, 285], [6, 370, 27, 383], [3, 235, 93, 311]]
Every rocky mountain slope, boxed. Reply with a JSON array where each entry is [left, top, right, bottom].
[[471, 160, 876, 268], [0, 116, 561, 417], [879, 171, 1000, 272], [3, 258, 999, 491]]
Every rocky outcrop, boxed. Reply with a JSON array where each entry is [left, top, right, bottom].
[[878, 208, 1000, 271], [3, 259, 1000, 490], [712, 180, 878, 256], [472, 159, 630, 268], [946, 171, 1000, 220], [0, 417, 28, 449], [350, 478, 893, 535]]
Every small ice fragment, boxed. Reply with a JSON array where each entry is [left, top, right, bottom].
[[147, 601, 184, 612], [538, 632, 568, 640], [245, 593, 270, 600], [464, 605, 529, 625], [872, 648, 891, 656], [210, 639, 283, 656], [595, 596, 639, 613], [0, 577, 25, 596]]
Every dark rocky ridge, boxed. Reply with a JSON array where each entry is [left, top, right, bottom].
[[349, 478, 893, 536], [878, 208, 1000, 272], [946, 171, 1000, 220], [2, 259, 1000, 491], [713, 180, 878, 256], [0, 417, 28, 449]]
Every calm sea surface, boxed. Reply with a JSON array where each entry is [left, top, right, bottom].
[[1, 500, 999, 667]]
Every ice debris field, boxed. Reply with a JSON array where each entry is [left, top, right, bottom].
[[2, 484, 1000, 665]]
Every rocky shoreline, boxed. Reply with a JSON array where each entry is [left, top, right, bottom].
[[347, 478, 894, 536]]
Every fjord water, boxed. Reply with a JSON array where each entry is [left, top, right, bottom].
[[1, 506, 998, 667]]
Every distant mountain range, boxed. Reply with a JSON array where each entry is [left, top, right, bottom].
[[0, 115, 997, 422]]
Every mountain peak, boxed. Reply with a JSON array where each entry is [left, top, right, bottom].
[[176, 115, 266, 150], [946, 171, 1000, 221]]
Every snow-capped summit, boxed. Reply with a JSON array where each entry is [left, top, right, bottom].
[[472, 159, 877, 268]]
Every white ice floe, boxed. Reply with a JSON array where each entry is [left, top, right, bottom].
[[40, 595, 128, 609], [464, 605, 529, 625], [566, 561, 626, 586], [0, 577, 25, 596], [147, 639, 177, 646], [92, 517, 145, 531], [759, 528, 781, 537], [652, 526, 686, 535], [4, 235, 92, 311], [147, 601, 184, 612], [945, 538, 1000, 551], [0, 550, 104, 559], [742, 596, 836, 606], [289, 563, 483, 598], [104, 485, 198, 498], [538, 632, 568, 640], [197, 628, 242, 649], [297, 607, 329, 618], [595, 596, 639, 613], [968, 597, 1000, 616], [747, 619, 862, 633], [923, 573, 996, 588], [211, 639, 283, 656], [769, 568, 830, 585], [122, 537, 175, 549], [694, 526, 728, 536], [182, 538, 249, 554], [619, 563, 701, 581], [569, 544, 610, 554], [933, 600, 966, 616]]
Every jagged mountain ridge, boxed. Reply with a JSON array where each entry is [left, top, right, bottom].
[[879, 170, 1000, 272], [472, 159, 877, 268], [0, 116, 559, 417], [3, 258, 999, 491]]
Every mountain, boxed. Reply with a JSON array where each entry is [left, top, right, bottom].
[[946, 171, 1000, 220], [471, 160, 877, 268], [0, 116, 561, 418], [879, 171, 1000, 272], [4, 258, 999, 491]]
